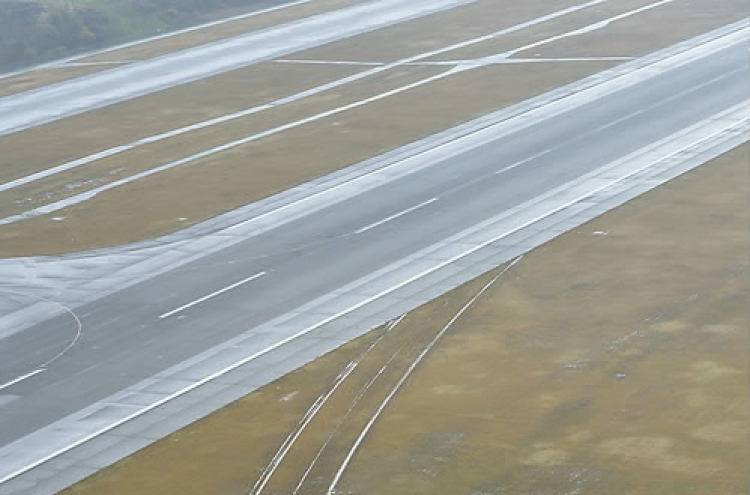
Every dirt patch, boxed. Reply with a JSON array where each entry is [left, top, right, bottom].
[[0, 60, 614, 256], [61, 144, 749, 495]]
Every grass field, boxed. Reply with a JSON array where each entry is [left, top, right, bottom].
[[62, 143, 749, 495], [1, 0, 746, 258]]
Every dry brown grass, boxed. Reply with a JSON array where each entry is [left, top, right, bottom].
[[290, 0, 586, 63], [0, 62, 360, 184], [78, 0, 365, 63], [513, 0, 749, 59], [1, 0, 745, 258], [62, 143, 749, 495], [423, 0, 659, 62], [0, 64, 447, 218], [0, 65, 111, 99], [0, 60, 613, 257]]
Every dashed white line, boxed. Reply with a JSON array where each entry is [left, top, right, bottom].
[[159, 271, 266, 319], [493, 66, 748, 175], [354, 197, 438, 234], [0, 369, 44, 392], [495, 147, 555, 174], [1, 111, 744, 487]]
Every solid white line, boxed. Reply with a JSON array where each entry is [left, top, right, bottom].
[[0, 0, 316, 81], [0, 0, 609, 195], [0, 369, 44, 392], [158, 271, 266, 319], [354, 197, 438, 234], [325, 256, 522, 494], [502, 0, 674, 59], [0, 0, 718, 225], [1, 113, 744, 487]]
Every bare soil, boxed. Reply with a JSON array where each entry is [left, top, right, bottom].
[[62, 143, 749, 495]]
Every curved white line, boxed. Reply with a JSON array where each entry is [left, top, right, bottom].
[[0, 113, 744, 486], [325, 256, 523, 494], [292, 335, 406, 494], [0, 287, 83, 372], [249, 315, 404, 495]]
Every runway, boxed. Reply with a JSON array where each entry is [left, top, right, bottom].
[[0, 0, 476, 135], [0, 17, 747, 493]]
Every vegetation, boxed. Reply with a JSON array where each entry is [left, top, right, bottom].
[[0, 0, 268, 70]]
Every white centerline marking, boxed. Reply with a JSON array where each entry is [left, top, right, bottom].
[[495, 147, 555, 174], [0, 369, 44, 392], [159, 271, 266, 319], [2, 109, 743, 487], [354, 197, 438, 234]]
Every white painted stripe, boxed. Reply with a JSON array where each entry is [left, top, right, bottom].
[[495, 147, 555, 174], [0, 0, 727, 224], [0, 0, 317, 81], [0, 0, 610, 195], [0, 369, 44, 392], [325, 256, 522, 494], [1, 110, 745, 487], [492, 66, 747, 174], [354, 197, 438, 234], [0, 69, 463, 226], [159, 271, 266, 319]]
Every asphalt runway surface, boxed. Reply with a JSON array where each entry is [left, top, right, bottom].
[[1, 29, 747, 445], [0, 9, 747, 494]]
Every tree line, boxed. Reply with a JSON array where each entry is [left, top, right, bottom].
[[0, 0, 266, 71]]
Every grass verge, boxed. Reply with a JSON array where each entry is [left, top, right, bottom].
[[63, 143, 748, 495]]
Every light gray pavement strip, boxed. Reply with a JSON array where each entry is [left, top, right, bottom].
[[0, 19, 746, 338], [0, 102, 746, 495], [0, 23, 747, 493], [0, 0, 612, 195], [0, 0, 478, 136], [0, 0, 315, 81]]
